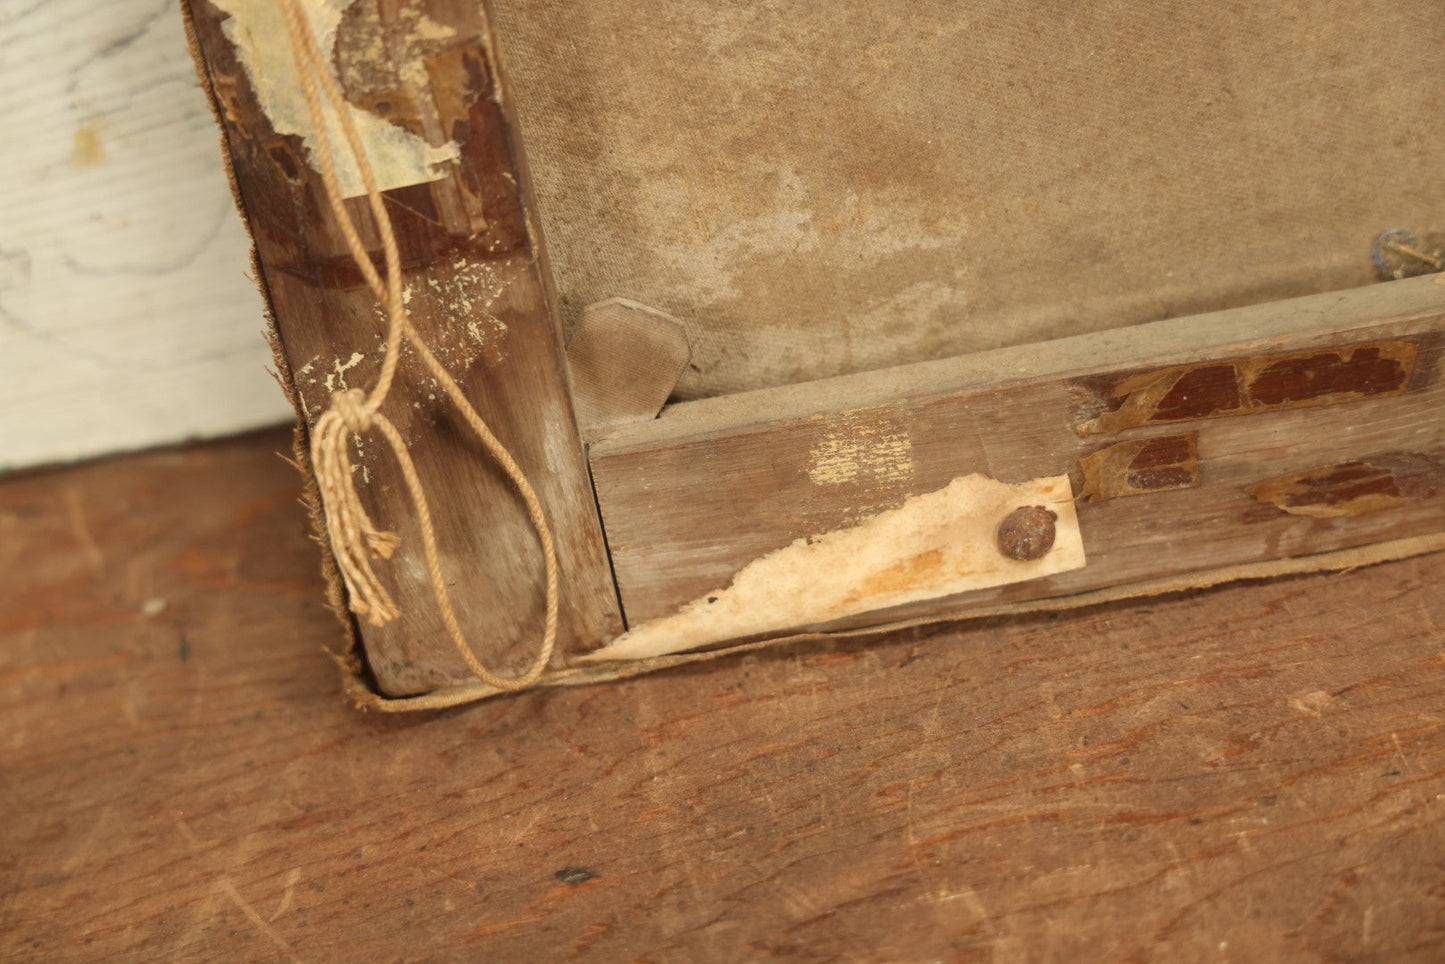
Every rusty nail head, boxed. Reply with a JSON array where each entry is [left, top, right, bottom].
[[996, 505, 1057, 561]]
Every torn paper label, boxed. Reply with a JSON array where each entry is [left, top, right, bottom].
[[586, 473, 1084, 662], [213, 0, 458, 198]]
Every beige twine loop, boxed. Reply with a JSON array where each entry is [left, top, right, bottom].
[[281, 0, 559, 691]]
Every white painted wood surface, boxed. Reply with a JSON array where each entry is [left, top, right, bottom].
[[0, 0, 290, 471]]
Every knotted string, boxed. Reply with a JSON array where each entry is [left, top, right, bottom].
[[280, 0, 558, 691]]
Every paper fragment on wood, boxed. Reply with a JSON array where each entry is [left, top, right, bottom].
[[585, 474, 1084, 662], [1076, 341, 1417, 436], [1079, 434, 1200, 502], [1246, 453, 1445, 518], [212, 0, 458, 197]]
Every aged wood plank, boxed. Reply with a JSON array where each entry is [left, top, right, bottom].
[[0, 0, 286, 471], [3, 429, 1445, 960], [182, 0, 622, 694], [591, 276, 1445, 637]]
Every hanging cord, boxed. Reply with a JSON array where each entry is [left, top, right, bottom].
[[280, 0, 558, 691]]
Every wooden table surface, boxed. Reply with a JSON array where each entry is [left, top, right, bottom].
[[2, 428, 1443, 962]]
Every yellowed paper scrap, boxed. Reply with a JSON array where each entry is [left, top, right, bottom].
[[212, 0, 458, 198], [587, 473, 1084, 662]]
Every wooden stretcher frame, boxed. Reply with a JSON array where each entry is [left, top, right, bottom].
[[181, 0, 1445, 707]]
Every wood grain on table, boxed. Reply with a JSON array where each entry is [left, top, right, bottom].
[[2, 429, 1443, 961]]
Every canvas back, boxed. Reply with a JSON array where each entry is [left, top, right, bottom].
[[489, 0, 1445, 399]]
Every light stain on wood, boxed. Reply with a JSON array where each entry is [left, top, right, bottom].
[[806, 416, 913, 488]]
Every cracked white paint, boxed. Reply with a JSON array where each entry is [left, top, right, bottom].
[[0, 0, 286, 470], [585, 473, 1084, 662]]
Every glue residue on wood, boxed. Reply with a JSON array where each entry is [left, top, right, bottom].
[[211, 0, 458, 197], [584, 473, 1084, 662]]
